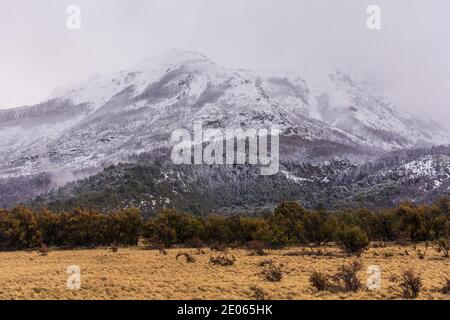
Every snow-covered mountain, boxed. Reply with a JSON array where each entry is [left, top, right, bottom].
[[0, 49, 449, 206]]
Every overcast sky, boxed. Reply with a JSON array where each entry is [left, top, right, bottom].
[[0, 0, 449, 121]]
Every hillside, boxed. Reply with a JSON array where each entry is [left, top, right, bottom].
[[31, 146, 450, 215]]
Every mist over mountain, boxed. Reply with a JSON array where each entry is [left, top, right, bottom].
[[1, 50, 449, 212]]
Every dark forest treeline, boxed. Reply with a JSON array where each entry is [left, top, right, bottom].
[[0, 198, 449, 251], [0, 207, 141, 250]]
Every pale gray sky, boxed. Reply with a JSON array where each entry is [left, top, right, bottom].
[[0, 0, 449, 121]]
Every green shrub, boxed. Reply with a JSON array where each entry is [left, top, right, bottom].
[[266, 202, 305, 246], [396, 203, 431, 242], [0, 206, 42, 249], [0, 197, 450, 251], [338, 225, 369, 254], [142, 209, 203, 247], [302, 211, 338, 246]]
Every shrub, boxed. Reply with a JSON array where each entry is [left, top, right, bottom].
[[0, 206, 42, 249], [302, 211, 337, 246], [440, 278, 450, 294], [309, 271, 331, 291], [430, 216, 449, 240], [305, 247, 326, 256], [142, 219, 176, 248], [194, 248, 206, 255], [176, 252, 196, 263], [38, 243, 49, 256], [266, 202, 305, 246], [146, 240, 168, 255], [209, 254, 235, 266], [0, 198, 449, 251], [239, 217, 272, 244], [247, 240, 267, 256], [142, 209, 204, 247], [332, 260, 363, 292], [209, 242, 228, 252], [338, 225, 369, 254], [109, 208, 142, 246], [283, 248, 330, 257], [371, 241, 386, 248], [396, 203, 430, 242], [249, 286, 268, 300], [411, 243, 429, 259], [42, 208, 141, 248], [188, 236, 205, 248], [371, 212, 400, 241], [205, 215, 234, 244], [257, 259, 273, 267], [435, 239, 450, 258], [260, 262, 283, 282], [391, 270, 422, 299]]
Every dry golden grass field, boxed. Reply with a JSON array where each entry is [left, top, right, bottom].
[[0, 245, 448, 300]]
